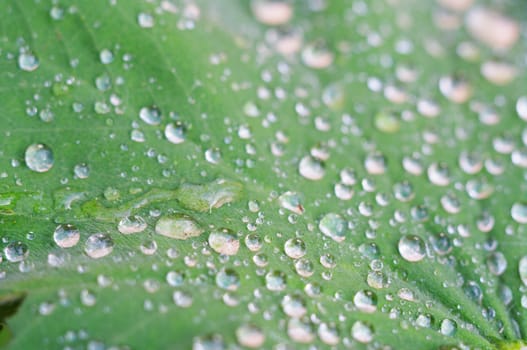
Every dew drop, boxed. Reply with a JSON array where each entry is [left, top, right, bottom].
[[351, 321, 374, 343], [251, 0, 293, 25], [208, 228, 240, 255], [18, 52, 39, 71], [301, 40, 334, 69], [25, 143, 54, 173], [215, 268, 240, 291], [265, 270, 287, 291], [84, 233, 114, 259], [155, 214, 204, 240], [298, 155, 325, 180], [139, 106, 162, 125], [278, 191, 304, 215], [138, 12, 154, 28], [353, 290, 377, 313], [284, 238, 306, 259], [511, 203, 527, 224], [398, 235, 426, 262], [53, 224, 80, 248], [236, 324, 265, 348], [118, 215, 147, 234], [4, 241, 29, 262], [165, 122, 187, 144], [319, 213, 347, 242]]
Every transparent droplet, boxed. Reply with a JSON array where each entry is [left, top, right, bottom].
[[298, 155, 325, 180], [236, 324, 264, 348], [287, 317, 315, 344], [140, 239, 157, 255], [165, 122, 187, 144], [205, 148, 222, 164], [25, 143, 54, 173], [364, 152, 387, 175], [281, 293, 307, 317], [375, 111, 400, 133], [118, 215, 147, 234], [208, 228, 239, 255], [318, 322, 339, 346], [251, 0, 293, 25], [53, 224, 80, 248], [353, 290, 377, 313], [215, 268, 240, 291], [465, 7, 519, 51], [139, 106, 162, 125], [138, 12, 154, 28], [427, 162, 450, 186], [4, 241, 29, 262], [96, 46, 114, 64], [439, 75, 471, 103], [84, 233, 114, 259], [173, 290, 193, 308], [440, 319, 457, 336], [319, 213, 347, 242], [80, 289, 96, 307], [511, 203, 527, 224], [18, 52, 39, 72], [166, 270, 185, 287], [431, 232, 452, 255], [278, 191, 304, 215], [487, 252, 507, 276], [398, 235, 426, 262], [265, 270, 287, 291], [351, 321, 374, 343], [295, 258, 314, 277], [155, 214, 204, 239], [393, 181, 414, 202], [519, 256, 527, 286], [74, 163, 90, 179], [245, 234, 262, 252], [517, 96, 527, 121], [302, 40, 333, 69], [284, 238, 306, 259]]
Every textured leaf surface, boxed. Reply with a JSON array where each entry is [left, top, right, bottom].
[[0, 0, 526, 349]]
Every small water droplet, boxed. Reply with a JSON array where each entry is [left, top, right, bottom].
[[4, 241, 29, 262], [319, 213, 347, 242], [155, 214, 204, 240], [18, 52, 39, 71], [398, 235, 426, 262], [118, 215, 147, 234], [139, 106, 162, 125], [165, 122, 187, 144], [208, 229, 240, 255]]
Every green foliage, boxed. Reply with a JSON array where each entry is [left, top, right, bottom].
[[0, 0, 526, 349]]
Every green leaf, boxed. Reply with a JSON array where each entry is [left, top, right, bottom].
[[0, 0, 526, 349]]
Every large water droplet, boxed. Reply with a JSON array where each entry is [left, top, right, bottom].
[[84, 233, 114, 259], [155, 214, 204, 240], [208, 229, 240, 255], [398, 235, 426, 262], [511, 203, 527, 224], [25, 143, 54, 173], [298, 155, 325, 180], [53, 224, 80, 248], [165, 122, 187, 144], [4, 241, 29, 262], [139, 106, 162, 125], [319, 213, 347, 242], [236, 324, 265, 348], [118, 215, 147, 234], [18, 52, 39, 71]]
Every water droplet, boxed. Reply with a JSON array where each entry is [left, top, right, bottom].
[[208, 229, 240, 255], [351, 321, 374, 343], [511, 203, 527, 224], [25, 143, 54, 173], [118, 215, 147, 234], [287, 317, 315, 343], [398, 235, 426, 262], [140, 239, 157, 255], [18, 52, 39, 71], [517, 96, 527, 121], [99, 49, 114, 64], [519, 256, 527, 286], [236, 324, 265, 348], [353, 290, 377, 313], [166, 270, 185, 287], [298, 155, 325, 180], [139, 106, 162, 125], [439, 75, 471, 103], [295, 258, 314, 277], [138, 12, 154, 28], [155, 214, 204, 240], [251, 0, 293, 25], [84, 233, 114, 259], [427, 162, 451, 186], [53, 224, 80, 248], [215, 268, 240, 291], [465, 7, 519, 51], [375, 111, 400, 133], [4, 241, 29, 262], [319, 213, 347, 242], [487, 252, 507, 276], [318, 322, 339, 345], [176, 179, 242, 212], [278, 191, 304, 215], [440, 319, 457, 336], [281, 293, 307, 317], [265, 270, 287, 291], [165, 122, 187, 144], [245, 234, 262, 252], [74, 163, 90, 179], [302, 40, 334, 69], [173, 290, 193, 308], [364, 152, 387, 175], [204, 147, 222, 164], [284, 238, 306, 259], [80, 289, 96, 306]]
